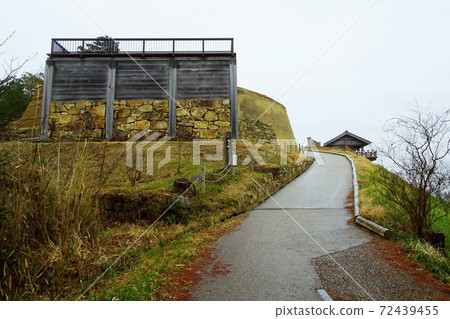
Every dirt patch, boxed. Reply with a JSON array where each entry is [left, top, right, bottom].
[[314, 238, 449, 301], [155, 216, 245, 301], [346, 190, 355, 225], [211, 260, 232, 277], [369, 237, 450, 298]]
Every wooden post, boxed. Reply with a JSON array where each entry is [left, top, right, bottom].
[[202, 165, 206, 194], [105, 60, 116, 140], [40, 60, 54, 140], [32, 84, 42, 137], [177, 140, 182, 174], [224, 131, 231, 167], [229, 58, 238, 139], [168, 59, 177, 138]]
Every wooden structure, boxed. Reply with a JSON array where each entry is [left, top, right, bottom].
[[40, 38, 238, 140], [323, 130, 371, 150], [323, 130, 377, 161]]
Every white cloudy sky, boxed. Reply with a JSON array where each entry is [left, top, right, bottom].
[[3, 0, 450, 149]]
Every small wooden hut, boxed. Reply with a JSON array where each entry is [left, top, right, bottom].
[[323, 130, 371, 151]]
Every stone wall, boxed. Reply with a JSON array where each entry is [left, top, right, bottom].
[[48, 101, 106, 140], [238, 118, 276, 141], [46, 98, 231, 140], [113, 100, 169, 140], [176, 99, 231, 139]]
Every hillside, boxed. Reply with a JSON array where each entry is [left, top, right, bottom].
[[238, 87, 295, 140], [0, 85, 43, 140], [0, 140, 312, 300]]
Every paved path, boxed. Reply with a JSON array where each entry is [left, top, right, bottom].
[[192, 153, 374, 300]]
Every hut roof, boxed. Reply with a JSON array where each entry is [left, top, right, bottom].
[[323, 130, 371, 148]]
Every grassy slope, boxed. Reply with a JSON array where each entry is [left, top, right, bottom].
[[320, 147, 450, 282], [238, 87, 295, 139], [0, 86, 43, 139], [1, 86, 299, 299], [0, 141, 312, 300]]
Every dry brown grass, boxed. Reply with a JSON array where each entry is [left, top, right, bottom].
[[238, 87, 295, 139], [2, 86, 44, 139], [0, 141, 107, 300], [0, 140, 311, 300]]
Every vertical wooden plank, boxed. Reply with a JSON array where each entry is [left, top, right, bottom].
[[39, 59, 54, 140], [229, 58, 238, 139], [106, 60, 116, 140], [168, 59, 177, 138]]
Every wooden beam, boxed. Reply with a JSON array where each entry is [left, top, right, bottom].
[[168, 59, 177, 138], [229, 58, 238, 139], [106, 60, 116, 140], [39, 60, 54, 140]]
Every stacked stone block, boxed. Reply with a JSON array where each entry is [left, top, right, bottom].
[[46, 99, 231, 140], [176, 99, 231, 139]]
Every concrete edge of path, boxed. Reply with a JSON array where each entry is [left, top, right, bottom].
[[311, 150, 392, 239]]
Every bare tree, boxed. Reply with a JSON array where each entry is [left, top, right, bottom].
[[0, 32, 35, 96], [377, 103, 450, 238]]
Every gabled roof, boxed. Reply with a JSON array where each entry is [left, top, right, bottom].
[[323, 130, 371, 147]]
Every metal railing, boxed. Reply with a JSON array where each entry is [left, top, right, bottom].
[[50, 38, 234, 56]]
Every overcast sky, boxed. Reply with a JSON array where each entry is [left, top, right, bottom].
[[3, 0, 450, 151]]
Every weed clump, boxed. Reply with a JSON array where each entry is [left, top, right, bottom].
[[0, 143, 101, 300]]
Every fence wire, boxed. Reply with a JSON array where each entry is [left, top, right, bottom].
[[204, 164, 233, 183], [207, 159, 233, 176]]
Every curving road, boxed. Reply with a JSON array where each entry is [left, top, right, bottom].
[[192, 152, 374, 300]]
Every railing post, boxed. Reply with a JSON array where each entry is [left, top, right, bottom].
[[231, 39, 234, 53], [202, 39, 205, 55], [142, 39, 145, 57], [172, 39, 175, 55]]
